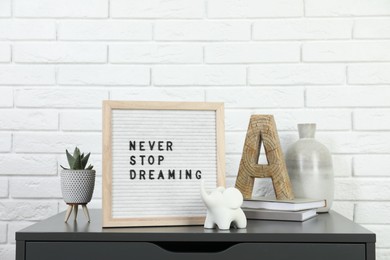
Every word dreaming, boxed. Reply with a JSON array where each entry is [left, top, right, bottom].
[[128, 140, 202, 181]]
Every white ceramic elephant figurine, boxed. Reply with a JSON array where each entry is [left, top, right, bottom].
[[200, 181, 247, 230]]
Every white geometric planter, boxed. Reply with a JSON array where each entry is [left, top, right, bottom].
[[60, 170, 96, 204]]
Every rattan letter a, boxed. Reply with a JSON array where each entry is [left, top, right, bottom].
[[235, 115, 294, 200]]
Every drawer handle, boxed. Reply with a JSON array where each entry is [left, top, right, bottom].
[[154, 242, 239, 253]]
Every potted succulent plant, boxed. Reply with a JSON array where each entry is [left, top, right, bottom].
[[60, 147, 95, 223]]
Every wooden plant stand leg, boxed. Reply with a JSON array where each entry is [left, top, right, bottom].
[[235, 115, 294, 200], [64, 203, 91, 223], [64, 205, 73, 223], [73, 205, 78, 221], [82, 205, 91, 222]]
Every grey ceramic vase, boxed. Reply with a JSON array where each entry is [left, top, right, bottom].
[[60, 170, 96, 204], [285, 124, 334, 212]]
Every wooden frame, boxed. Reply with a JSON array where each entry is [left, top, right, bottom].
[[103, 101, 225, 227]]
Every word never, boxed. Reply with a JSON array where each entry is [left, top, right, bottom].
[[129, 141, 173, 151]]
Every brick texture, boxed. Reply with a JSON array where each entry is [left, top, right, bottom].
[[205, 43, 299, 63], [0, 66, 55, 85], [10, 178, 62, 198], [110, 44, 202, 64], [348, 64, 390, 84], [14, 0, 108, 18], [303, 41, 390, 62], [208, 0, 303, 18], [13, 133, 102, 153], [206, 88, 304, 108], [14, 43, 107, 64], [15, 88, 108, 108], [0, 89, 13, 108], [155, 21, 251, 41], [0, 134, 11, 152], [354, 19, 390, 39], [354, 109, 390, 130], [59, 21, 152, 41], [0, 201, 58, 221], [58, 66, 150, 86], [0, 110, 58, 130], [0, 224, 6, 243], [0, 154, 58, 176], [0, 0, 11, 17], [249, 64, 345, 85], [0, 179, 8, 198], [110, 0, 203, 18], [306, 87, 390, 107], [154, 66, 246, 86], [0, 44, 10, 63], [305, 0, 390, 16], [253, 19, 352, 40], [354, 155, 390, 176], [0, 20, 56, 40], [109, 88, 205, 102], [1, 0, 390, 259]]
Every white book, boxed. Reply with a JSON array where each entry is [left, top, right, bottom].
[[244, 208, 317, 222], [242, 197, 326, 212]]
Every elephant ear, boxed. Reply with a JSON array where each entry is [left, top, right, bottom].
[[223, 188, 244, 209]]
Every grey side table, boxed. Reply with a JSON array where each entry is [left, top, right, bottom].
[[16, 210, 375, 260]]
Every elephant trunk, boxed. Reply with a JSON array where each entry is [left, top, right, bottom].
[[200, 180, 212, 206]]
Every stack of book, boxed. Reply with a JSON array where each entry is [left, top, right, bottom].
[[242, 197, 326, 222]]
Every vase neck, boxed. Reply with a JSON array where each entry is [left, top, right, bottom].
[[298, 124, 316, 139]]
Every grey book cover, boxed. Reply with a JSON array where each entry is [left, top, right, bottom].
[[243, 208, 318, 222]]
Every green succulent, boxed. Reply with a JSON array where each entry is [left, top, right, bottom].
[[60, 147, 94, 170]]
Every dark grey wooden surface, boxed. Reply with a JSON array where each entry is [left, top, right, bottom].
[[25, 242, 366, 260], [16, 210, 376, 260], [16, 209, 375, 243]]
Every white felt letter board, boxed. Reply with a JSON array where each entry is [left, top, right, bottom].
[[102, 101, 225, 227]]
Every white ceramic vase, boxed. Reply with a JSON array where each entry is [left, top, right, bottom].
[[60, 170, 96, 204], [285, 124, 334, 212]]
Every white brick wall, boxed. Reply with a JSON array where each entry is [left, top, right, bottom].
[[0, 89, 13, 107], [110, 0, 204, 18], [305, 0, 390, 17], [60, 110, 102, 131], [15, 88, 109, 108], [0, 133, 12, 152], [0, 223, 6, 243], [14, 43, 108, 64], [10, 178, 62, 198], [205, 43, 300, 63], [354, 19, 390, 39], [0, 110, 58, 130], [58, 21, 152, 41], [109, 44, 203, 64], [253, 19, 353, 40], [207, 0, 303, 18], [0, 179, 8, 198], [0, 154, 57, 175], [0, 66, 56, 85], [58, 66, 150, 86], [0, 44, 11, 63], [0, 0, 11, 17], [14, 0, 108, 18], [303, 41, 390, 62], [154, 66, 246, 86], [348, 64, 390, 84], [155, 21, 251, 41], [0, 20, 56, 40], [248, 64, 345, 85], [1, 0, 389, 259]]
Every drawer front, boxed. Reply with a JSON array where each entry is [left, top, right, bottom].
[[26, 241, 366, 260]]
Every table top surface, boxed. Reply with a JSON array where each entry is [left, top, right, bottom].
[[16, 209, 375, 243]]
